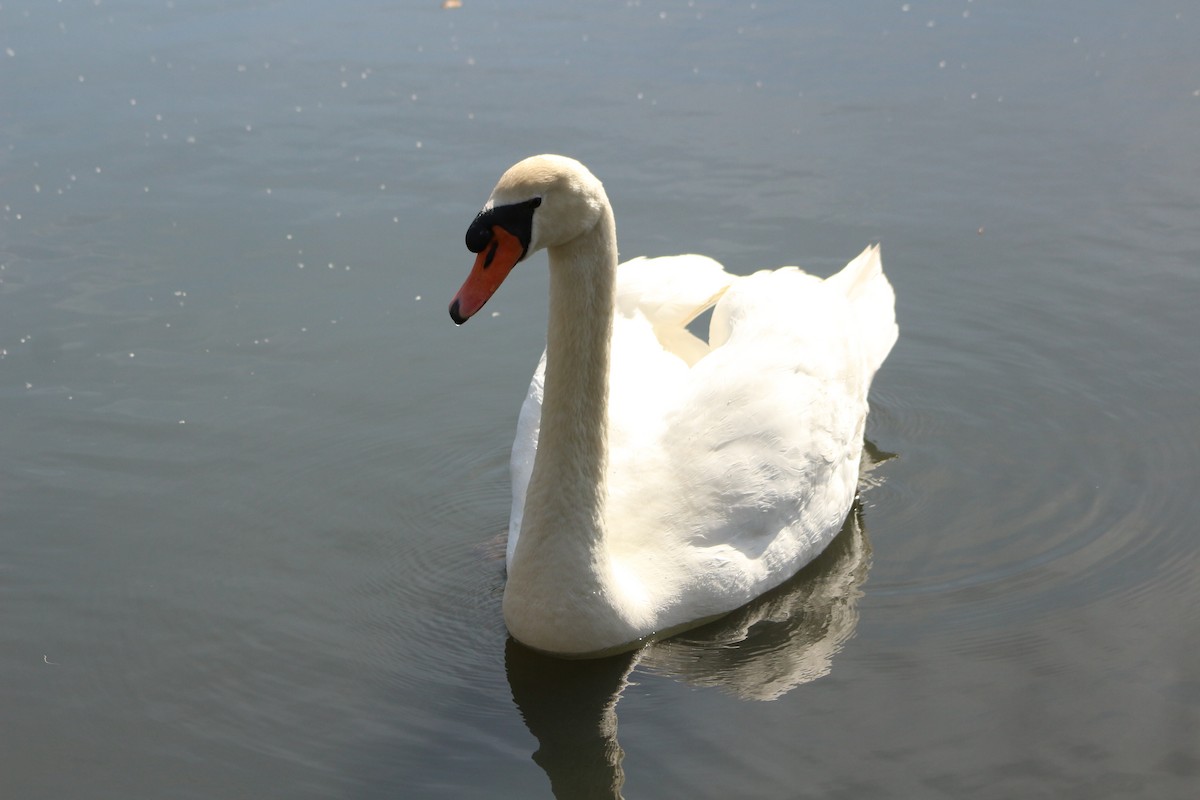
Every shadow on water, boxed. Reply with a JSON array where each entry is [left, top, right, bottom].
[[506, 501, 874, 799], [506, 643, 637, 800]]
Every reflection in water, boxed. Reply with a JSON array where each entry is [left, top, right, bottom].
[[643, 503, 872, 701], [506, 643, 638, 800], [507, 503, 873, 798]]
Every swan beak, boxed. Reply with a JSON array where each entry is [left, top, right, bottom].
[[449, 225, 524, 324]]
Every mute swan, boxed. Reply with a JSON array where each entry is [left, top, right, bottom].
[[449, 155, 897, 658]]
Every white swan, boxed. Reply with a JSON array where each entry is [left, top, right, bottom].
[[449, 155, 897, 657]]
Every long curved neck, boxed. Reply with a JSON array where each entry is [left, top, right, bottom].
[[510, 203, 617, 592], [529, 204, 616, 538]]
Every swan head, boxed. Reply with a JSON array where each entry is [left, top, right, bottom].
[[450, 154, 607, 324]]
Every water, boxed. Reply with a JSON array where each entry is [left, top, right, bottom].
[[3, 1, 1199, 798]]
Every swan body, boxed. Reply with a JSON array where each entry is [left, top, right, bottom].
[[450, 155, 897, 657]]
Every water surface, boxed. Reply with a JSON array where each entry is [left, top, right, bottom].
[[3, 2, 1199, 798]]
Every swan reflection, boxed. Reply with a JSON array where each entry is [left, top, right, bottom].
[[506, 502, 873, 799]]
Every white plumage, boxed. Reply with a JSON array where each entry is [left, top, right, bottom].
[[451, 155, 897, 657]]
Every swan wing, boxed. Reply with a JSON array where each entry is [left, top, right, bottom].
[[616, 254, 736, 365], [605, 246, 896, 612]]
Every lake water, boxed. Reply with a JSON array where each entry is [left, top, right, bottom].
[[3, 1, 1199, 798]]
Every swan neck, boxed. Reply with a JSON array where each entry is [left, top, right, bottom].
[[542, 205, 616, 495], [504, 202, 627, 654], [523, 205, 616, 548]]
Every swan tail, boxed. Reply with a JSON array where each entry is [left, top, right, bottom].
[[826, 244, 898, 375]]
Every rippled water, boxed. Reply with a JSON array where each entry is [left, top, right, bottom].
[[3, 2, 1199, 798]]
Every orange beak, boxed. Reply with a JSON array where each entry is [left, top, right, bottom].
[[449, 225, 525, 325]]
